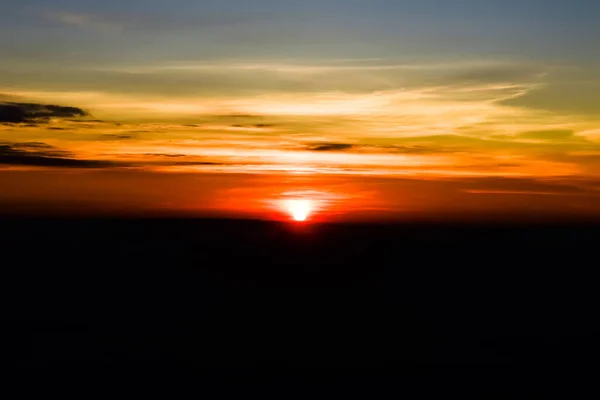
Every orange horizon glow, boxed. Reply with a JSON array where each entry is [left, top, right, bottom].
[[2, 170, 600, 222]]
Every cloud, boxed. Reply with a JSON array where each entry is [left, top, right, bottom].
[[144, 153, 187, 158], [463, 177, 592, 195], [0, 141, 230, 170], [231, 123, 275, 129], [44, 9, 261, 33], [78, 59, 544, 100], [0, 102, 88, 123], [448, 63, 547, 85], [517, 130, 577, 141], [10, 142, 55, 150], [0, 142, 121, 168], [0, 104, 26, 123], [402, 146, 457, 154], [1, 57, 597, 179], [126, 153, 225, 166], [44, 12, 123, 32], [305, 142, 450, 154], [0, 60, 546, 138], [113, 59, 544, 82], [148, 160, 224, 166], [100, 134, 135, 140], [465, 190, 562, 195], [308, 143, 355, 151], [502, 69, 600, 116]]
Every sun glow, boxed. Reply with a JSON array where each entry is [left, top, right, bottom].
[[285, 199, 313, 222]]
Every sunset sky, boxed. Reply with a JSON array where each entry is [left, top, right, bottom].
[[2, 0, 600, 221]]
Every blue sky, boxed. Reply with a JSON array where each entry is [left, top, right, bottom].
[[2, 0, 600, 63]]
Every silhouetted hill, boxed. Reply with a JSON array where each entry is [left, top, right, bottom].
[[3, 218, 599, 395]]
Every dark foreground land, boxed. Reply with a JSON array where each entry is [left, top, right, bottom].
[[3, 218, 600, 395]]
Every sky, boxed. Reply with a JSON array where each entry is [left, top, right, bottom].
[[2, 0, 600, 221]]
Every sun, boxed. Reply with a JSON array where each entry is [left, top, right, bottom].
[[284, 199, 313, 222]]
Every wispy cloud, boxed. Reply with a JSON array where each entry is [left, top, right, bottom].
[[44, 11, 123, 32], [0, 141, 122, 168], [465, 189, 562, 195], [0, 101, 87, 123], [101, 59, 545, 77], [42, 8, 264, 33], [308, 143, 355, 152], [0, 81, 550, 140], [1, 55, 599, 179]]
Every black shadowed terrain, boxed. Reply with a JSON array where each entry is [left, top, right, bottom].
[[3, 218, 599, 394]]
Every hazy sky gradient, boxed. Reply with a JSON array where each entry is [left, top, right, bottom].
[[2, 0, 600, 220]]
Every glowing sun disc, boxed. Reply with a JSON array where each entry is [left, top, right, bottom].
[[285, 199, 313, 221]]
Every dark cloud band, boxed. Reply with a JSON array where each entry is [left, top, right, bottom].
[[0, 142, 121, 168], [0, 102, 87, 123]]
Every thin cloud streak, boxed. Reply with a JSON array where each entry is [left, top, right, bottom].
[[44, 11, 124, 32], [97, 59, 544, 75]]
